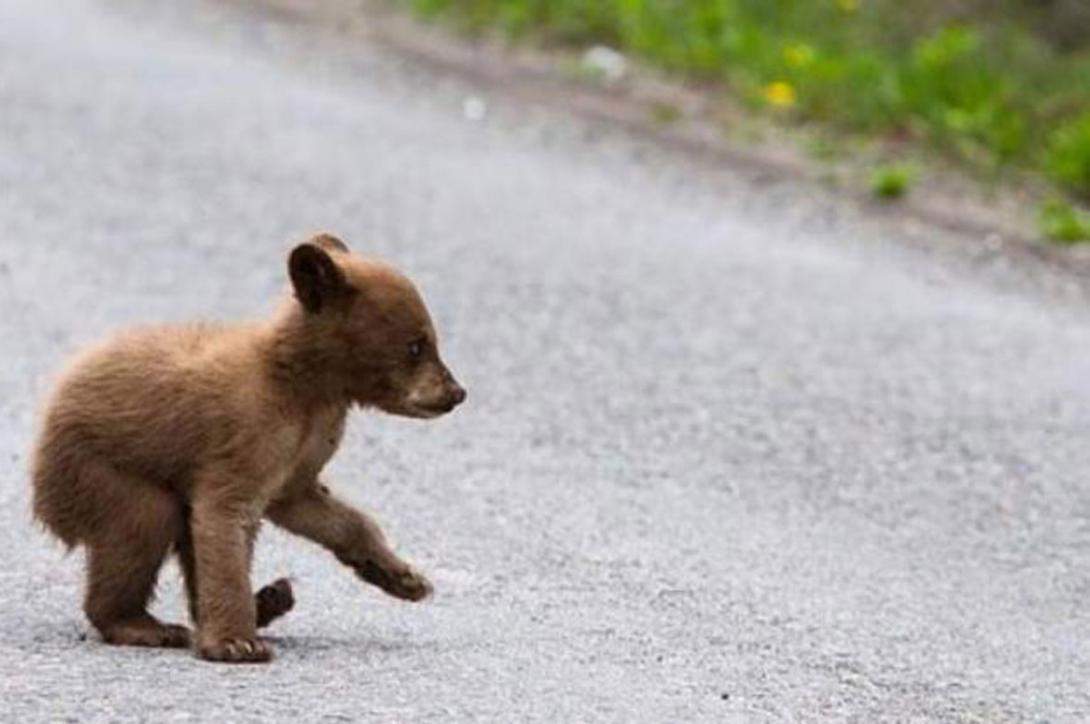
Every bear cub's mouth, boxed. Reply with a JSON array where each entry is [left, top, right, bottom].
[[407, 387, 466, 418]]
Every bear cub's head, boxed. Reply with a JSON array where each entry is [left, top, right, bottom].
[[287, 233, 465, 418]]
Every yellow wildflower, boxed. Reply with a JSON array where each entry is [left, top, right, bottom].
[[836, 0, 860, 13], [783, 43, 815, 68], [762, 81, 796, 108]]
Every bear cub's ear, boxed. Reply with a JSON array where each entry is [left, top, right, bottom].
[[310, 233, 349, 254], [289, 239, 350, 313]]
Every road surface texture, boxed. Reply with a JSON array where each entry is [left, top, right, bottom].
[[1, 0, 1089, 721]]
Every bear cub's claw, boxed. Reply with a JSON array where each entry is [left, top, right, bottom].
[[198, 635, 273, 664]]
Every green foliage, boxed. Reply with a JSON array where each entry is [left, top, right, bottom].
[[870, 164, 916, 200], [412, 0, 1090, 221], [1046, 112, 1090, 199], [1039, 199, 1090, 244]]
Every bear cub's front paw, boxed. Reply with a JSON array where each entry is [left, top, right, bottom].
[[197, 635, 273, 663], [357, 560, 433, 602]]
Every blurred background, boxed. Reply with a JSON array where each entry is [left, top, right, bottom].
[[412, 0, 1090, 241]]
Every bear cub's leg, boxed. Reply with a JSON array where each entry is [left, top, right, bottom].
[[177, 528, 295, 632], [267, 483, 433, 602], [184, 498, 280, 663], [83, 484, 190, 649]]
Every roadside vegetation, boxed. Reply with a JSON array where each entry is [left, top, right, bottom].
[[409, 0, 1090, 242], [869, 163, 916, 201]]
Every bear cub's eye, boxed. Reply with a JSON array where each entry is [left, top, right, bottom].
[[408, 339, 425, 359]]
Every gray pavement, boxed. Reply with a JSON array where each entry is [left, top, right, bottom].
[[1, 0, 1089, 721]]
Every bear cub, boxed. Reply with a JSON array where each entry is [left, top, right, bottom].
[[31, 233, 465, 663]]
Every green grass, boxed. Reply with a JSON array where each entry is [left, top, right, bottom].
[[409, 0, 1090, 241], [1046, 112, 1090, 201], [870, 163, 916, 200], [1039, 199, 1090, 244]]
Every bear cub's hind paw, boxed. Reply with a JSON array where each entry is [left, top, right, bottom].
[[256, 577, 295, 628]]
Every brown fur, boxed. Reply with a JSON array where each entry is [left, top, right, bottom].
[[30, 234, 465, 663]]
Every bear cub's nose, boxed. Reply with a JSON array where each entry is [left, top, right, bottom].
[[450, 384, 467, 407]]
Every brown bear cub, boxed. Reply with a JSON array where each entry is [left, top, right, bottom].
[[31, 234, 465, 663]]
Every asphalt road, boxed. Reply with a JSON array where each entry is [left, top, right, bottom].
[[1, 0, 1089, 721]]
